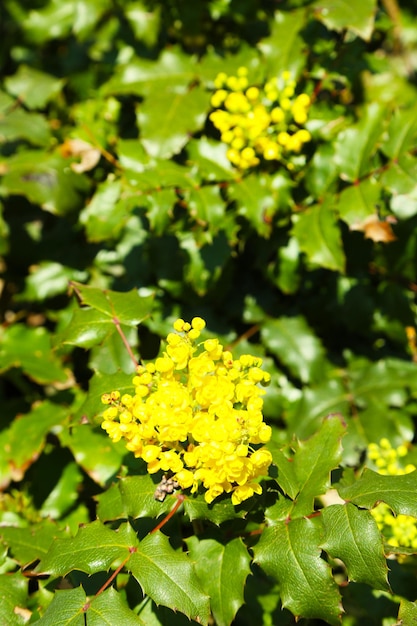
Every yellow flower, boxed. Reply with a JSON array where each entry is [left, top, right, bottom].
[[100, 318, 272, 506]]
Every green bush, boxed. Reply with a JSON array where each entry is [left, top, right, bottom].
[[1, 0, 417, 623]]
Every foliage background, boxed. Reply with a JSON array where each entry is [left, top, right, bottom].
[[1, 0, 417, 624]]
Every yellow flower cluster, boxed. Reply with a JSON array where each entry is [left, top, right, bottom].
[[367, 438, 417, 549], [101, 317, 272, 506], [209, 67, 311, 170]]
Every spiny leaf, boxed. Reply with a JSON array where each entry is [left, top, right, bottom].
[[129, 531, 210, 625], [37, 521, 138, 576], [253, 517, 342, 625], [321, 503, 390, 590], [31, 586, 86, 626], [339, 469, 417, 516], [186, 536, 251, 626]]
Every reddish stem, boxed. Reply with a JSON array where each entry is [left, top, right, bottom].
[[151, 494, 185, 534], [113, 317, 139, 367]]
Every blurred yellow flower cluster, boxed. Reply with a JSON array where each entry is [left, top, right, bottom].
[[101, 317, 272, 505], [367, 438, 417, 549], [209, 67, 311, 170]]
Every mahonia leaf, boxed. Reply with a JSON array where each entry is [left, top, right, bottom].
[[119, 475, 175, 519], [69, 281, 154, 327], [261, 315, 327, 384], [313, 0, 377, 41], [0, 573, 28, 626], [32, 587, 86, 626], [321, 503, 390, 590], [290, 414, 346, 516], [186, 536, 251, 626], [339, 469, 417, 516], [1, 520, 70, 567], [292, 202, 345, 272], [86, 588, 145, 625], [253, 517, 342, 625], [397, 598, 417, 624], [37, 521, 138, 576], [129, 531, 210, 625]]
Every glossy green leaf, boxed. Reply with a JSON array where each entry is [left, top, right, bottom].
[[0, 520, 69, 566], [291, 415, 346, 516], [19, 262, 87, 301], [37, 521, 137, 576], [186, 138, 236, 182], [183, 493, 247, 525], [334, 103, 385, 181], [0, 151, 88, 215], [253, 517, 342, 625], [125, 2, 160, 47], [286, 378, 349, 439], [261, 316, 326, 384], [58, 424, 126, 486], [292, 203, 345, 272], [3, 401, 68, 479], [138, 85, 209, 159], [34, 586, 86, 625], [75, 370, 135, 423], [40, 462, 84, 518], [79, 179, 128, 242], [381, 105, 417, 159], [228, 173, 292, 237], [0, 573, 28, 626], [87, 587, 145, 625], [186, 536, 251, 626], [104, 48, 195, 97], [0, 108, 51, 146], [321, 503, 389, 590], [313, 0, 377, 40], [119, 475, 174, 519], [96, 483, 127, 522], [339, 469, 417, 515], [258, 9, 306, 76], [129, 532, 210, 625], [269, 447, 299, 500], [183, 185, 225, 230], [337, 178, 380, 227], [4, 65, 64, 110], [397, 598, 417, 624], [70, 282, 154, 327], [0, 325, 68, 384]]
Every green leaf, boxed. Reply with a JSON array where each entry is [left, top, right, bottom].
[[258, 10, 307, 76], [0, 520, 69, 566], [339, 469, 417, 516], [321, 503, 389, 590], [4, 401, 68, 479], [125, 2, 160, 47], [138, 85, 209, 159], [105, 48, 195, 97], [79, 179, 128, 242], [75, 370, 135, 423], [269, 447, 299, 500], [0, 108, 51, 146], [70, 282, 154, 327], [292, 203, 345, 272], [381, 105, 417, 159], [87, 587, 145, 625], [119, 475, 174, 519], [291, 415, 346, 516], [334, 103, 385, 181], [228, 173, 292, 237], [312, 0, 377, 41], [183, 493, 247, 525], [58, 425, 126, 486], [0, 573, 28, 626], [0, 151, 88, 215], [397, 598, 417, 624], [40, 462, 84, 518], [183, 185, 226, 231], [261, 316, 327, 384], [253, 517, 342, 625], [186, 138, 236, 182], [33, 586, 86, 626], [37, 521, 137, 576], [96, 483, 127, 522], [129, 532, 210, 625], [287, 378, 349, 439], [19, 262, 88, 301], [337, 178, 380, 227], [4, 65, 64, 110], [0, 325, 68, 384], [186, 536, 251, 626]]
